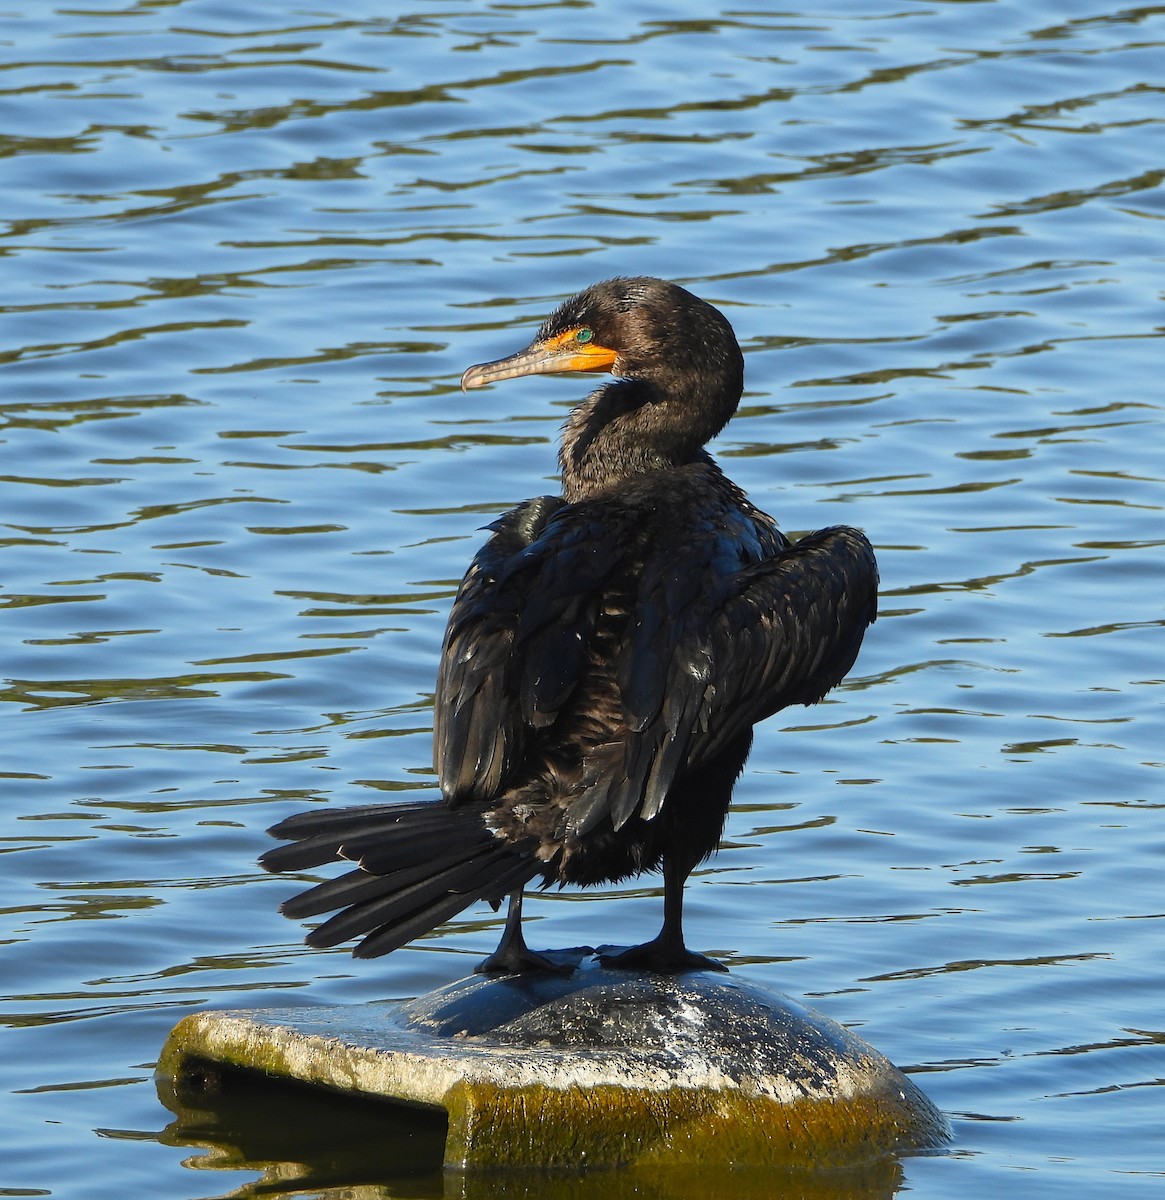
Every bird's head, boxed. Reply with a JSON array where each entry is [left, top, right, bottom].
[[460, 277, 745, 498], [461, 277, 742, 396]]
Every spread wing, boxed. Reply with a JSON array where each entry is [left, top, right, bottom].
[[434, 495, 627, 803], [435, 494, 878, 838], [566, 523, 879, 836]]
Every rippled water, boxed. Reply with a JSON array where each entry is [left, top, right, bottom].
[[2, 2, 1162, 1197]]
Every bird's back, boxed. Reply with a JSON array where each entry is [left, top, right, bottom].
[[433, 457, 875, 880]]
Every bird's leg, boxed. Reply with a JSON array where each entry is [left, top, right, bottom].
[[475, 890, 575, 976], [600, 854, 728, 973]]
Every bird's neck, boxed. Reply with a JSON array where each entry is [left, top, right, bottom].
[[559, 376, 739, 503]]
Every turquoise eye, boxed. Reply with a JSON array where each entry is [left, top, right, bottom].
[[576, 328, 594, 344]]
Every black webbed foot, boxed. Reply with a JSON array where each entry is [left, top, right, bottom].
[[475, 944, 578, 976], [477, 890, 590, 975], [597, 939, 729, 975]]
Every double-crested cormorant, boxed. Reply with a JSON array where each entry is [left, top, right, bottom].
[[261, 277, 878, 974]]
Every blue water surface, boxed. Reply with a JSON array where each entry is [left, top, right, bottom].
[[1, 2, 1162, 1197]]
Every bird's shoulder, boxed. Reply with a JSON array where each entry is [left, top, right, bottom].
[[465, 459, 769, 592]]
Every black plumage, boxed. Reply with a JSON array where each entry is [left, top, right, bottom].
[[261, 276, 878, 973]]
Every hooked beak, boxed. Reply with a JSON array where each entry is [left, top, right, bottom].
[[461, 329, 618, 392]]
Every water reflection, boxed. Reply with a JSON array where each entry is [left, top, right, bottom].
[[160, 1063, 907, 1200]]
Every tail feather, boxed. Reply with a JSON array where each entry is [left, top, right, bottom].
[[342, 827, 469, 876], [281, 862, 436, 920], [354, 859, 537, 959], [306, 851, 504, 948], [261, 802, 452, 873], [267, 802, 438, 840], [263, 800, 538, 958]]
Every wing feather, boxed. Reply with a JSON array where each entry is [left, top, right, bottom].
[[435, 477, 876, 844], [434, 497, 627, 803], [569, 523, 878, 835]]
